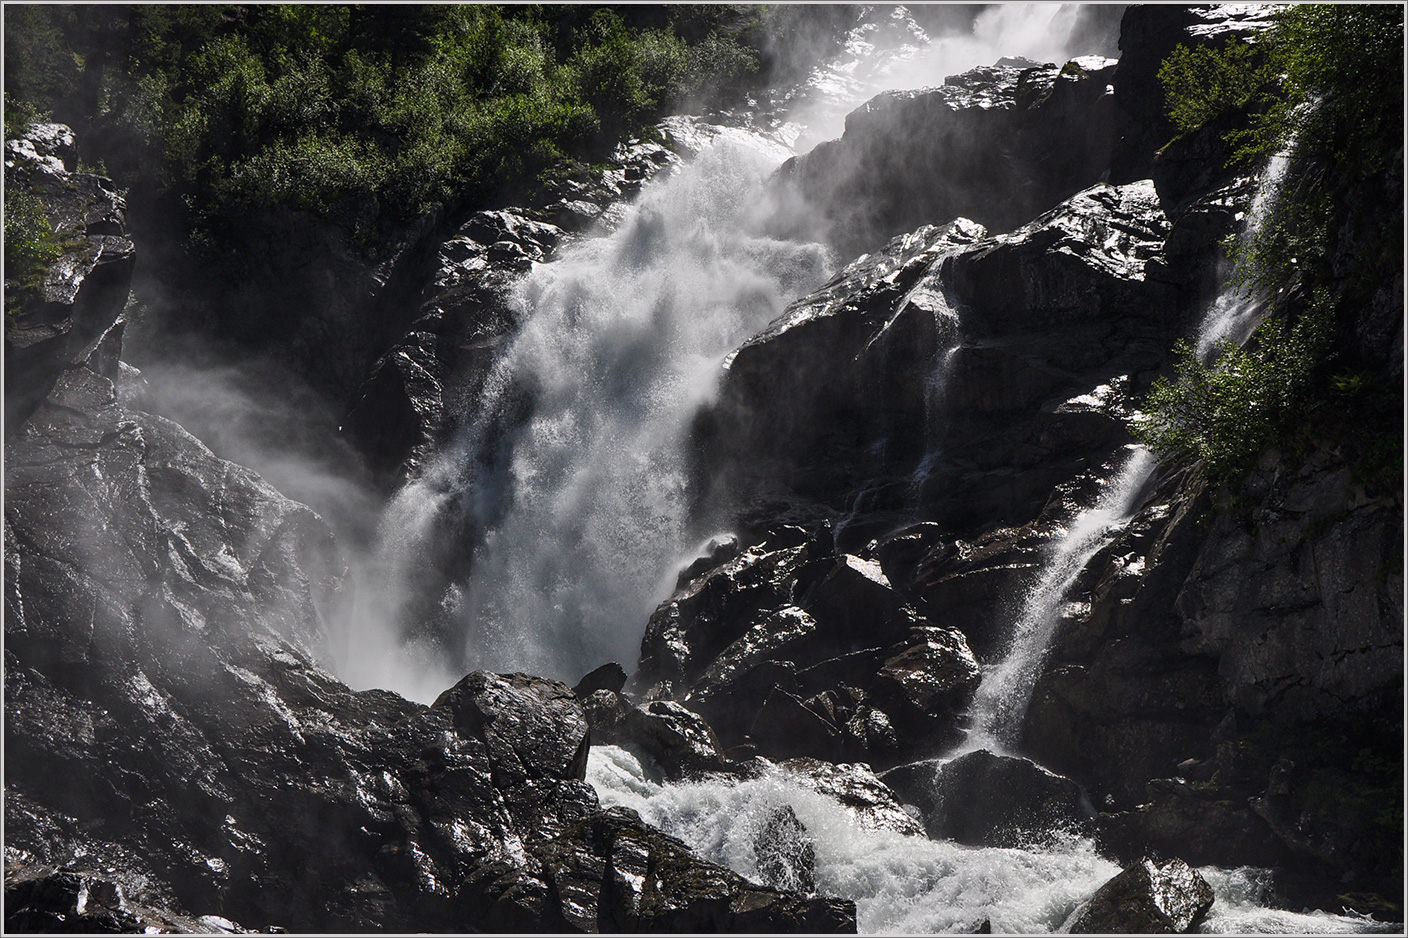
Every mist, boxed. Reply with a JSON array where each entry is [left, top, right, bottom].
[[125, 3, 1128, 704]]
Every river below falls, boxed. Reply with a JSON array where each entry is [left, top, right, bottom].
[[587, 746, 1398, 934]]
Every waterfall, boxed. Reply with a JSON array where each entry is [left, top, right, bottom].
[[1193, 148, 1295, 359], [965, 445, 1158, 753], [959, 145, 1298, 753], [359, 126, 834, 690]]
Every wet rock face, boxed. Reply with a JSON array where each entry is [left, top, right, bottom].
[[754, 806, 817, 894], [534, 806, 855, 933], [636, 527, 979, 769], [776, 56, 1118, 255], [703, 177, 1185, 542], [1175, 449, 1404, 722], [700, 218, 983, 513], [880, 750, 1089, 847], [4, 860, 248, 935], [1064, 856, 1214, 934], [4, 123, 136, 429]]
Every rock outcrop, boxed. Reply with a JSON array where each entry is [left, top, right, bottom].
[[881, 750, 1089, 847], [773, 55, 1119, 255], [4, 123, 136, 429], [633, 524, 979, 769]]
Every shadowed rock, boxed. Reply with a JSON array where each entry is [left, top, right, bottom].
[[1063, 857, 1214, 933], [880, 750, 1088, 847]]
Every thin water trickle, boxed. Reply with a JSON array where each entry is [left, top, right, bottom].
[[962, 143, 1299, 752], [964, 446, 1157, 753]]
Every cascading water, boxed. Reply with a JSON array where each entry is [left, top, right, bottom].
[[962, 135, 1302, 753], [588, 746, 1399, 935], [360, 125, 834, 691], [340, 11, 1393, 933], [964, 445, 1158, 753]]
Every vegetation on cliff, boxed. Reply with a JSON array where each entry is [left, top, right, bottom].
[[3, 4, 766, 256], [1139, 3, 1403, 489]]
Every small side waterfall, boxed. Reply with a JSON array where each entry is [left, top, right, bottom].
[[964, 445, 1158, 753], [960, 146, 1298, 753]]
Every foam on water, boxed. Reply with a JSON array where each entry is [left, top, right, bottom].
[[589, 746, 1400, 935], [588, 745, 1116, 934]]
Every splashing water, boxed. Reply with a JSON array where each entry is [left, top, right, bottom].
[[357, 128, 834, 692], [1193, 147, 1296, 359], [589, 746, 1396, 935], [589, 746, 1118, 934], [965, 446, 1158, 752]]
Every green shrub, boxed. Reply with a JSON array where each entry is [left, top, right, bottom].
[[2, 3, 768, 265], [1144, 6, 1403, 486], [1158, 39, 1271, 136], [1134, 294, 1332, 483], [4, 187, 63, 323]]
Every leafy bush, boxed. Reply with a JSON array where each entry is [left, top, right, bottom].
[[2, 4, 768, 261], [1134, 294, 1332, 483], [1144, 6, 1403, 486], [4, 187, 62, 323], [1158, 39, 1270, 136]]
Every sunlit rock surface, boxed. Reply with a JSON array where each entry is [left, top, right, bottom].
[[1064, 856, 1214, 933], [4, 123, 136, 429]]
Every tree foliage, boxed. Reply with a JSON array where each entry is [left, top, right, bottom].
[[3, 4, 766, 252], [1143, 5, 1403, 487], [1134, 295, 1332, 484]]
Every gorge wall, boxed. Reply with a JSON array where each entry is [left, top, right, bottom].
[[5, 4, 1402, 933]]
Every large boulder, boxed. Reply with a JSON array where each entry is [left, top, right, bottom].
[[636, 526, 979, 768], [880, 750, 1089, 847], [701, 178, 1188, 541], [1063, 857, 1214, 934], [698, 217, 984, 514]]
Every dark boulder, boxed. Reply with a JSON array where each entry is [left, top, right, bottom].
[[880, 750, 1088, 847], [700, 217, 984, 512], [775, 758, 925, 838], [532, 806, 855, 933], [636, 527, 978, 767], [619, 700, 728, 779], [573, 661, 628, 697], [4, 860, 249, 934], [1063, 857, 1214, 934]]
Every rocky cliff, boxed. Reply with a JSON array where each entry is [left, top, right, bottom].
[[5, 3, 1402, 932]]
